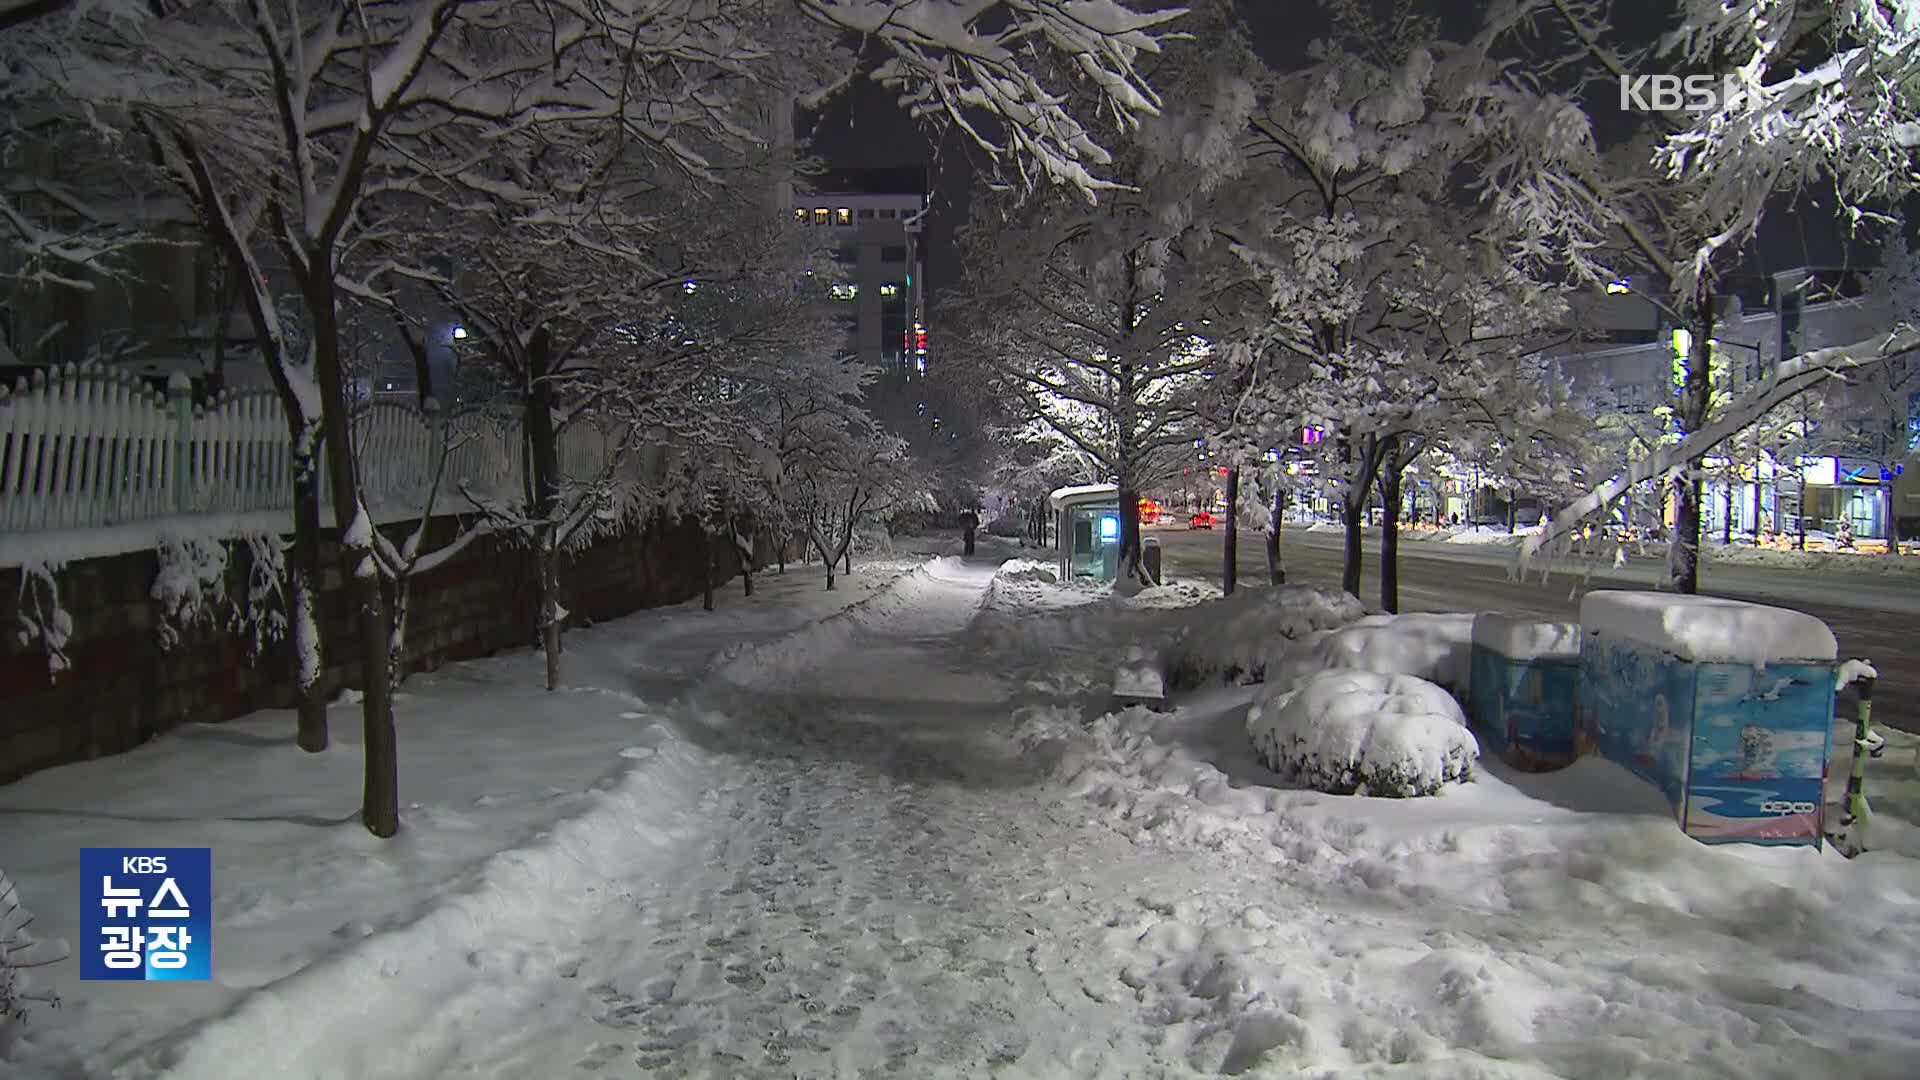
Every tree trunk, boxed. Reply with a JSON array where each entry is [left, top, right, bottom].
[[1341, 496, 1365, 599], [286, 437, 328, 752], [1380, 451, 1404, 614], [1670, 305, 1715, 594], [524, 330, 567, 683], [1797, 480, 1808, 550], [1223, 466, 1240, 596], [1884, 482, 1900, 555], [816, 536, 837, 589], [1751, 460, 1764, 543], [388, 577, 411, 693], [540, 548, 562, 691], [1266, 483, 1285, 585], [305, 266, 398, 838], [1338, 437, 1380, 599], [1721, 480, 1733, 544], [703, 527, 717, 612]]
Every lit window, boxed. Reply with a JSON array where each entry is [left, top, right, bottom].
[[793, 208, 807, 224], [879, 283, 899, 298], [831, 283, 858, 301], [813, 208, 829, 225], [836, 208, 852, 226]]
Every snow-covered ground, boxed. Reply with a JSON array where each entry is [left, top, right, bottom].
[[4, 543, 1918, 1078]]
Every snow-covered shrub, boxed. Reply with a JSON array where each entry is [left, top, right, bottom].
[[151, 532, 288, 660], [229, 533, 289, 662], [1166, 585, 1368, 688], [152, 532, 230, 651], [1247, 670, 1479, 797], [850, 523, 894, 557], [12, 561, 72, 683], [2, 868, 63, 1028], [986, 515, 1023, 538], [1264, 612, 1477, 695]]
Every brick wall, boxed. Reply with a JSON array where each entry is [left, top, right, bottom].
[[0, 515, 756, 784]]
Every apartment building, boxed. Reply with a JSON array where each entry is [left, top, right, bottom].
[[788, 168, 929, 373]]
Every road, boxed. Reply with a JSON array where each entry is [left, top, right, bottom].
[[1151, 523, 1919, 734]]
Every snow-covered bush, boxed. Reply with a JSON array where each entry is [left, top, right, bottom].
[[1247, 670, 1479, 797], [151, 532, 288, 659], [2, 868, 62, 1029], [12, 561, 71, 683], [1264, 612, 1476, 695], [1166, 585, 1368, 688], [152, 532, 230, 651]]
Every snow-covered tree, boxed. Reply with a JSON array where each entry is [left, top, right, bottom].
[[1221, 11, 1580, 607], [1650, 0, 1920, 287], [954, 1, 1262, 588], [1505, 1, 1920, 578]]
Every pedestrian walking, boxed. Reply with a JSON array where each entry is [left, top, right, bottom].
[[960, 508, 979, 556]]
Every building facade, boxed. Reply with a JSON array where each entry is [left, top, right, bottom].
[[787, 169, 929, 374], [1550, 268, 1920, 541]]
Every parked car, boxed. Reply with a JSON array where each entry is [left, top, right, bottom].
[[1189, 511, 1215, 530]]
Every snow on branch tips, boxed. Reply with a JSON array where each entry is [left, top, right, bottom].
[[12, 561, 70, 684], [798, 0, 1186, 197]]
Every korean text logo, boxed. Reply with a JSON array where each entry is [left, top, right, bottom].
[[1618, 74, 1742, 113], [79, 848, 212, 981]]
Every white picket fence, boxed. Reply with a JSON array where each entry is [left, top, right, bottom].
[[0, 364, 648, 534]]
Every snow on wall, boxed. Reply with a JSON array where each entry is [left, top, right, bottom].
[[1578, 590, 1838, 665], [1470, 613, 1580, 661], [1246, 670, 1480, 797]]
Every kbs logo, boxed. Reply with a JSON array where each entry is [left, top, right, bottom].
[[79, 847, 212, 981], [1619, 74, 1742, 113]]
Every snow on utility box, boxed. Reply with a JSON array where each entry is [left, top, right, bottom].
[[1468, 615, 1581, 771], [1575, 591, 1837, 847]]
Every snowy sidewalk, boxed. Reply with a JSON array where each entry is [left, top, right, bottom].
[[141, 557, 1255, 1077], [0, 559, 920, 1078]]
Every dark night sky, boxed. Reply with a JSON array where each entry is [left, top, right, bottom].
[[807, 0, 1877, 307]]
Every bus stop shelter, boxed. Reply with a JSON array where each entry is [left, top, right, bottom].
[[1049, 483, 1121, 583]]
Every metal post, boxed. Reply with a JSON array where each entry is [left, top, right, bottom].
[[1837, 675, 1876, 854]]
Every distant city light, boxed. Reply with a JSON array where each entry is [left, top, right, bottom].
[[684, 280, 698, 293], [451, 326, 468, 339], [1606, 278, 1631, 294]]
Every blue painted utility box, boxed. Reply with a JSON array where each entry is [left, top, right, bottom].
[[1468, 614, 1582, 771], [1575, 591, 1837, 847]]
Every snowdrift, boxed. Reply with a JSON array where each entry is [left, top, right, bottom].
[[1264, 612, 1476, 695], [1165, 585, 1368, 687], [1246, 671, 1479, 797]]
